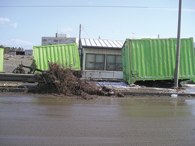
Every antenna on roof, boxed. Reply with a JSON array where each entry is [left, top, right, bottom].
[[132, 32, 135, 39]]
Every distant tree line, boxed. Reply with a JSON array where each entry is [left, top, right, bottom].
[[0, 45, 24, 54]]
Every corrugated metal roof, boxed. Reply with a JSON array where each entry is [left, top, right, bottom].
[[81, 38, 124, 49]]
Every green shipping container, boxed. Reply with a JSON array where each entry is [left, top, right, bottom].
[[0, 48, 4, 72], [122, 38, 195, 84], [33, 43, 80, 71]]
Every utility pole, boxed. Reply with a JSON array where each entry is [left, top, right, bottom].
[[79, 24, 81, 49], [174, 0, 182, 88], [79, 24, 82, 70]]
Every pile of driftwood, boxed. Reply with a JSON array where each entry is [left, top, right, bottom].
[[36, 62, 124, 99]]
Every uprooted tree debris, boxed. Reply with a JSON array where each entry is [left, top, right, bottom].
[[36, 62, 124, 99]]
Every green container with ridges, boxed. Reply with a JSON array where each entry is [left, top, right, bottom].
[[121, 38, 195, 84], [33, 43, 80, 71], [0, 48, 4, 72]]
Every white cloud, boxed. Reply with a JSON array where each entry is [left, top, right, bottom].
[[0, 17, 10, 24], [10, 23, 18, 28], [0, 17, 18, 29], [1, 39, 35, 49], [61, 27, 73, 33]]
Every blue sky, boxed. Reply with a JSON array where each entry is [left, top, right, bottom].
[[0, 0, 195, 50]]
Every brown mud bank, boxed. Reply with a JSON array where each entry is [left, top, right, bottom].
[[1, 62, 195, 99], [35, 62, 124, 99], [0, 62, 124, 99], [0, 82, 125, 100], [1, 81, 195, 100]]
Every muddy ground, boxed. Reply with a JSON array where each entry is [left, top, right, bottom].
[[3, 54, 34, 73], [1, 54, 195, 98], [1, 81, 195, 100]]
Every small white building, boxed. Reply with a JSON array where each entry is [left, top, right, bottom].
[[25, 50, 33, 56], [81, 38, 124, 80], [42, 33, 78, 46], [8, 51, 16, 56]]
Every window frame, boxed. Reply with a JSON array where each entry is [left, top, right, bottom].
[[106, 55, 123, 71], [85, 53, 105, 70], [53, 39, 58, 42], [42, 39, 47, 42]]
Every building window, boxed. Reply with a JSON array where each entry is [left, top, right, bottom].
[[42, 39, 47, 42], [86, 54, 105, 70], [48, 39, 52, 42], [54, 40, 58, 42], [106, 55, 122, 71]]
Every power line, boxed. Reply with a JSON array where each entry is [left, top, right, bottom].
[[0, 5, 153, 8], [82, 26, 90, 38], [0, 5, 194, 11], [0, 5, 194, 10], [74, 29, 79, 38]]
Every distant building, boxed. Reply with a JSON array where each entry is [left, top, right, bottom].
[[9, 51, 25, 56], [80, 38, 124, 80], [41, 33, 78, 46], [25, 50, 33, 56], [8, 51, 16, 56]]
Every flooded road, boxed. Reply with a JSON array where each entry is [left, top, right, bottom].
[[0, 93, 195, 146]]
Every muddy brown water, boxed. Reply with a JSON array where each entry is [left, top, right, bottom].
[[0, 93, 195, 146]]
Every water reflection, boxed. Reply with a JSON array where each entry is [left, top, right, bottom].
[[185, 99, 195, 115], [32, 96, 195, 118], [1, 94, 195, 145], [118, 98, 192, 117], [0, 95, 195, 118]]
